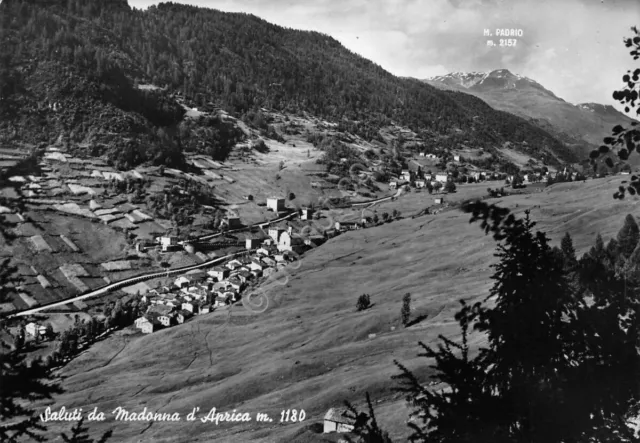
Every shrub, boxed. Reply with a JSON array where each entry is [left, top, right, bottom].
[[356, 294, 371, 311]]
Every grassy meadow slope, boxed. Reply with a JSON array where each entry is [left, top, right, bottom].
[[37, 176, 640, 443]]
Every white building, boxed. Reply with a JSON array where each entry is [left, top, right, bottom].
[[278, 231, 306, 254], [135, 317, 155, 334], [301, 208, 314, 220], [174, 276, 191, 289], [26, 322, 46, 337], [435, 172, 449, 183], [208, 267, 230, 281], [453, 155, 461, 162], [268, 227, 286, 243], [157, 236, 179, 252], [323, 408, 355, 433], [266, 197, 285, 212]]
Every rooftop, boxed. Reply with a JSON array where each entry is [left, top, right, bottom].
[[323, 408, 356, 425]]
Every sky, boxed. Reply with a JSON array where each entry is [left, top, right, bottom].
[[129, 0, 639, 112]]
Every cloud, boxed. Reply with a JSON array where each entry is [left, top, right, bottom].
[[129, 0, 640, 108]]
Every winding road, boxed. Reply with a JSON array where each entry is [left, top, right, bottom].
[[7, 188, 404, 318]]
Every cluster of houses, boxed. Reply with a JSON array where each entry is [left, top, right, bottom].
[[134, 224, 330, 334], [389, 161, 454, 190]]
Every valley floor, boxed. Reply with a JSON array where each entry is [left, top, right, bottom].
[[34, 176, 640, 443]]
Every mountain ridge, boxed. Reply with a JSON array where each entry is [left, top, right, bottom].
[[0, 0, 579, 169], [423, 69, 637, 153]]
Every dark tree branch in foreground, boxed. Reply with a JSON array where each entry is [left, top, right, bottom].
[[588, 26, 640, 199]]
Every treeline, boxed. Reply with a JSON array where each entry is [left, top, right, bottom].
[[52, 296, 147, 368], [148, 179, 222, 226], [0, 0, 575, 168], [346, 208, 640, 442]]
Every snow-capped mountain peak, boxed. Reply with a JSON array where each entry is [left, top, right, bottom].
[[425, 69, 555, 96]]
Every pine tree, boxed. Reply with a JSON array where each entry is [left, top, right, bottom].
[[60, 418, 112, 443], [560, 232, 578, 272], [390, 202, 640, 442], [617, 214, 640, 258], [588, 233, 606, 263], [401, 293, 411, 327], [605, 238, 620, 269], [343, 393, 394, 443]]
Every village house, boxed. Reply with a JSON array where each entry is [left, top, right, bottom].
[[268, 227, 286, 243], [157, 236, 180, 252], [227, 277, 243, 291], [278, 231, 306, 254], [208, 266, 230, 281], [185, 269, 207, 282], [200, 305, 211, 314], [419, 152, 426, 157], [225, 216, 241, 229], [226, 259, 243, 270], [324, 228, 338, 239], [453, 155, 461, 162], [425, 153, 438, 159], [174, 276, 191, 289], [210, 281, 227, 293], [245, 237, 262, 250], [401, 169, 411, 181], [266, 197, 285, 212], [335, 221, 360, 232], [250, 269, 262, 279], [158, 313, 175, 327], [435, 172, 449, 183], [249, 259, 265, 272], [134, 316, 155, 334], [389, 181, 397, 190], [214, 295, 229, 308], [239, 256, 253, 266], [163, 299, 179, 308], [183, 286, 207, 301], [257, 247, 271, 256], [237, 270, 253, 283], [176, 310, 192, 324], [182, 302, 197, 314], [434, 197, 445, 204], [26, 322, 46, 338], [147, 304, 174, 317], [415, 180, 426, 188], [262, 256, 276, 267], [323, 408, 356, 433], [225, 290, 239, 302], [301, 207, 314, 220]]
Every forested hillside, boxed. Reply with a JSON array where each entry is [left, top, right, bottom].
[[0, 0, 578, 170]]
